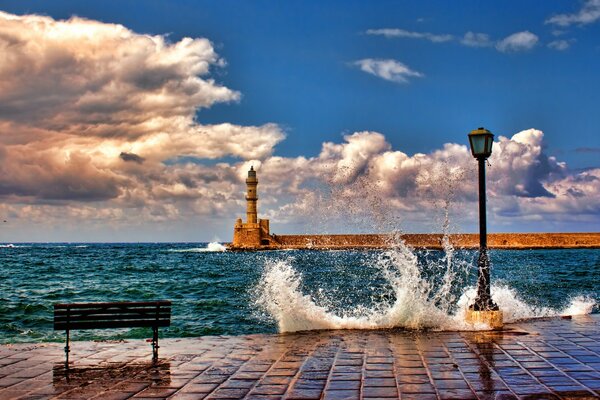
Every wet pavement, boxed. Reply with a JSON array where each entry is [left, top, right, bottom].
[[1, 315, 600, 399]]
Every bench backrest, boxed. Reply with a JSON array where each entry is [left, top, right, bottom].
[[54, 301, 171, 330]]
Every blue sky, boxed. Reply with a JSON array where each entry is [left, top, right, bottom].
[[0, 1, 598, 241]]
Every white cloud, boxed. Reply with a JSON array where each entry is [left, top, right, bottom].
[[366, 28, 453, 43], [461, 32, 493, 47], [546, 0, 600, 27], [0, 11, 285, 206], [496, 31, 539, 53], [353, 59, 424, 84], [368, 28, 541, 55], [548, 39, 574, 51], [261, 128, 600, 233]]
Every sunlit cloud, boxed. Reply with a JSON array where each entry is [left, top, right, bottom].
[[0, 11, 285, 207]]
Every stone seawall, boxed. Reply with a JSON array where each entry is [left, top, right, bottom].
[[228, 232, 600, 250]]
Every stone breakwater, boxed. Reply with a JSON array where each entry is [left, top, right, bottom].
[[227, 232, 600, 250]]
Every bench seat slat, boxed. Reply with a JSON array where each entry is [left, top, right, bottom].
[[54, 320, 170, 330], [54, 305, 171, 312], [54, 301, 171, 309], [54, 315, 171, 324], [54, 310, 171, 317]]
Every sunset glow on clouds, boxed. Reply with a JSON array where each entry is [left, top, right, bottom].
[[0, 11, 598, 241]]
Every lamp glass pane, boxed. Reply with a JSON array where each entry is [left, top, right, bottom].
[[485, 135, 494, 154], [470, 135, 486, 156]]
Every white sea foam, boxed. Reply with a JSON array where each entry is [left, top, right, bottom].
[[255, 244, 596, 332], [169, 242, 226, 253]]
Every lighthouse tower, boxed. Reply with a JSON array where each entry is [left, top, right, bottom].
[[245, 166, 258, 224], [232, 166, 274, 248]]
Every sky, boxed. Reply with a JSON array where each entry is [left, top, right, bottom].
[[0, 0, 598, 242]]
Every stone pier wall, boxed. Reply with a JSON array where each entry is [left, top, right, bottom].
[[229, 232, 600, 250]]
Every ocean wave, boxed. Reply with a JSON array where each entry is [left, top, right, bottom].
[[169, 242, 226, 253]]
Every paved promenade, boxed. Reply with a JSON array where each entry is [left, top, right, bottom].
[[1, 316, 600, 399]]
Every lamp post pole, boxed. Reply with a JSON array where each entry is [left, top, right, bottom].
[[474, 156, 497, 311], [466, 127, 502, 328]]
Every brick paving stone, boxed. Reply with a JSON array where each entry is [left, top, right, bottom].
[[361, 386, 398, 398], [399, 394, 437, 400], [206, 387, 251, 399], [326, 380, 360, 390], [322, 389, 360, 400], [285, 388, 322, 399], [362, 377, 395, 387], [363, 370, 394, 378], [249, 385, 287, 395], [256, 377, 291, 386], [329, 373, 361, 381]]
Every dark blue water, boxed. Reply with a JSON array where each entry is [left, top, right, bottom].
[[0, 243, 598, 343]]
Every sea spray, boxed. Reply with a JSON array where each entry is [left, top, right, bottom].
[[255, 244, 596, 332], [168, 242, 226, 253], [255, 241, 471, 332], [456, 286, 596, 322]]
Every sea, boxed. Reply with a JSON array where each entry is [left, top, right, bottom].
[[0, 242, 598, 344]]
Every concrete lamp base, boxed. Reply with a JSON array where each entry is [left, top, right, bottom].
[[466, 309, 504, 330]]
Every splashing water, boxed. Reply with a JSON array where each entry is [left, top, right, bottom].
[[169, 242, 226, 252], [255, 241, 596, 332], [258, 156, 595, 332]]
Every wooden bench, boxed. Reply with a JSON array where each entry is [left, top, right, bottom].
[[54, 301, 171, 367]]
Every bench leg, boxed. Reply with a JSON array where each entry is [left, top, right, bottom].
[[151, 327, 158, 362], [65, 329, 70, 370]]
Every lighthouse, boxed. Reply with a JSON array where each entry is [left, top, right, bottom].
[[232, 166, 275, 248], [245, 166, 258, 224]]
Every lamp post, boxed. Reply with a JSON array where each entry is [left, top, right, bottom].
[[466, 127, 503, 329]]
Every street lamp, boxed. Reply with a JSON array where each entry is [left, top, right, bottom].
[[466, 127, 503, 329]]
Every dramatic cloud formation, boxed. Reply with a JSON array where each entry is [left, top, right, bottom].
[[461, 32, 493, 48], [496, 31, 539, 53], [546, 0, 600, 27], [0, 11, 598, 240], [258, 128, 599, 233], [353, 59, 424, 84], [366, 28, 453, 43], [0, 11, 285, 205]]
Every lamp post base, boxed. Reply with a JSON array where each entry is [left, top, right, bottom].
[[466, 308, 504, 330]]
